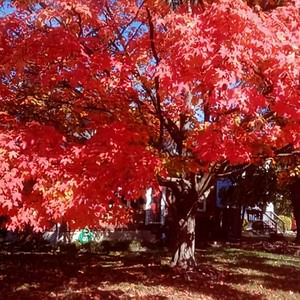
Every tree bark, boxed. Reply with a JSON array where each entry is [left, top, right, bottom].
[[159, 171, 217, 267], [170, 173, 215, 267], [170, 215, 196, 268]]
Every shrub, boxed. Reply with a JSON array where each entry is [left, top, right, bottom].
[[128, 240, 142, 252]]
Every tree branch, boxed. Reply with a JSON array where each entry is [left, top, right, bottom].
[[217, 163, 252, 177], [146, 8, 160, 64], [146, 8, 164, 146], [38, 2, 64, 27], [124, 22, 144, 51], [105, 1, 145, 50], [73, 8, 83, 38], [163, 177, 192, 188]]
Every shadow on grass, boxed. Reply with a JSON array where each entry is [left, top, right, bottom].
[[0, 251, 265, 300], [6, 290, 169, 300], [196, 248, 300, 295], [227, 253, 300, 293]]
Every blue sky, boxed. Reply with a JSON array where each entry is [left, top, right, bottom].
[[0, 1, 15, 17]]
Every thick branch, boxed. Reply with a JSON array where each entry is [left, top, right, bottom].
[[146, 8, 160, 64], [146, 8, 163, 146], [163, 117, 184, 155], [160, 176, 192, 189], [37, 98, 113, 116], [217, 163, 252, 177]]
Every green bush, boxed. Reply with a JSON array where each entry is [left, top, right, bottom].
[[278, 215, 292, 231]]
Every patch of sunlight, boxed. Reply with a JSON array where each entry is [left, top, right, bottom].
[[225, 248, 300, 264], [98, 282, 214, 300], [233, 282, 300, 300], [264, 258, 300, 268], [234, 266, 280, 277]]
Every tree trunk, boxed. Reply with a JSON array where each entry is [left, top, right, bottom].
[[170, 215, 196, 268], [291, 198, 300, 244], [159, 171, 216, 267], [241, 205, 246, 234], [294, 217, 300, 244], [290, 180, 300, 244]]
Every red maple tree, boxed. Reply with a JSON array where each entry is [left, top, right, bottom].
[[0, 0, 300, 264]]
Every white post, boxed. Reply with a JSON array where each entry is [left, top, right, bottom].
[[160, 187, 167, 224], [145, 188, 152, 225]]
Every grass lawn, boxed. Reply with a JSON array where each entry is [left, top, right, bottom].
[[1, 246, 300, 299], [196, 247, 300, 300]]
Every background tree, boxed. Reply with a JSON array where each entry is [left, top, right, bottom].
[[275, 157, 300, 242], [0, 0, 300, 265], [219, 162, 277, 208]]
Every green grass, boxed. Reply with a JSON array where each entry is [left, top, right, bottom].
[[196, 247, 300, 299]]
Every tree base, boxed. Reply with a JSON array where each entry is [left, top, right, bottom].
[[170, 216, 197, 268], [170, 238, 197, 269], [170, 241, 197, 269]]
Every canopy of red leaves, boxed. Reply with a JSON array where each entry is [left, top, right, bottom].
[[0, 0, 300, 230]]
